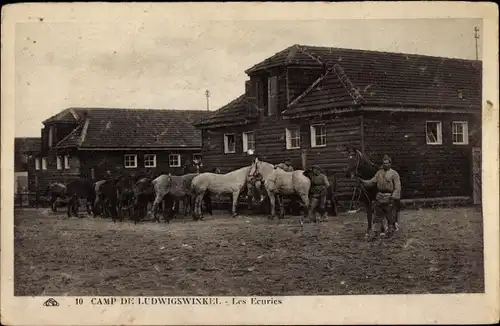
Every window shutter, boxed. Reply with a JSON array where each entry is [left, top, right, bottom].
[[310, 125, 316, 147], [242, 133, 248, 152]]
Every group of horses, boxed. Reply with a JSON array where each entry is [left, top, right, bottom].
[[47, 148, 400, 237]]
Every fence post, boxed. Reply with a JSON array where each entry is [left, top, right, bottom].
[[35, 189, 39, 209]]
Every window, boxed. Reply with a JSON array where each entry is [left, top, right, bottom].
[[267, 76, 278, 116], [64, 155, 70, 169], [56, 156, 62, 170], [41, 157, 48, 170], [35, 158, 40, 170], [90, 168, 95, 180], [144, 154, 156, 168], [193, 153, 202, 163], [169, 154, 181, 167], [426, 121, 442, 145], [242, 131, 255, 153], [224, 134, 236, 153], [124, 154, 137, 168], [285, 128, 300, 149], [452, 121, 469, 145], [311, 124, 327, 147], [48, 127, 53, 148]]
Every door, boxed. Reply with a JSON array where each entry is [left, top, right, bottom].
[[472, 147, 481, 204]]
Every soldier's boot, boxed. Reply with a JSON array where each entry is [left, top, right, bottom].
[[308, 198, 319, 223], [368, 221, 383, 242]]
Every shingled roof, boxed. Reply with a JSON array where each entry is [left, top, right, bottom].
[[195, 94, 260, 128], [53, 108, 211, 150], [245, 44, 482, 117], [15, 137, 41, 153]]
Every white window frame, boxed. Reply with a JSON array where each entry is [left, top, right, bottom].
[[144, 154, 157, 168], [41, 157, 48, 170], [169, 154, 181, 167], [64, 155, 70, 169], [310, 124, 327, 148], [242, 131, 255, 153], [56, 156, 62, 170], [224, 133, 236, 154], [452, 121, 469, 145], [35, 158, 40, 170], [285, 128, 300, 149], [426, 121, 442, 145], [124, 154, 138, 168]]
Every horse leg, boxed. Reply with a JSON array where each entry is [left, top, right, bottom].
[[194, 193, 205, 220], [204, 192, 213, 216], [152, 194, 164, 223], [278, 195, 285, 219], [67, 197, 72, 218], [298, 193, 309, 226], [268, 192, 276, 220], [231, 190, 241, 218]]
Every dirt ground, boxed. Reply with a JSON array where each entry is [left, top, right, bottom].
[[14, 206, 484, 296]]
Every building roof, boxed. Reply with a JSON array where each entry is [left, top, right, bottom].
[[195, 94, 260, 128], [188, 44, 483, 128], [43, 108, 86, 124], [282, 45, 482, 116], [53, 108, 211, 150], [15, 137, 41, 153]]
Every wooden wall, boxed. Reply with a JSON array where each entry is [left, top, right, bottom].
[[201, 113, 363, 196], [78, 150, 202, 181], [362, 111, 480, 199]]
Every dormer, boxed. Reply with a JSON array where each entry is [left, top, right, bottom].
[[41, 108, 85, 152]]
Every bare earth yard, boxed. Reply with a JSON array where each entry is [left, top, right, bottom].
[[14, 207, 484, 296]]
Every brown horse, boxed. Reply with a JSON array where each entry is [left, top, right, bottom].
[[48, 182, 67, 212], [65, 177, 95, 218]]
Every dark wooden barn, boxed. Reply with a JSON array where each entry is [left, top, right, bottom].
[[196, 44, 482, 203], [33, 107, 211, 191]]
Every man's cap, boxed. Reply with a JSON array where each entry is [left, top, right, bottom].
[[382, 155, 392, 163]]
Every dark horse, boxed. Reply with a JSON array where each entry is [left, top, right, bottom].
[[345, 147, 400, 237], [65, 177, 96, 218]]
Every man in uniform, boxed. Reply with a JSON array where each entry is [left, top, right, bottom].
[[307, 165, 330, 222], [274, 159, 294, 172], [359, 154, 401, 240]]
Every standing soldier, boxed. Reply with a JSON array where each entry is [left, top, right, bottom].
[[306, 165, 330, 222], [359, 154, 401, 240]]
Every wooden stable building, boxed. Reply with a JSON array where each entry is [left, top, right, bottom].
[[196, 44, 482, 203], [33, 108, 211, 191]]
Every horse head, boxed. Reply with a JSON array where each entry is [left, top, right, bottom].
[[345, 147, 379, 180]]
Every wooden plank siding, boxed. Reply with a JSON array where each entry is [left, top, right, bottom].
[[34, 149, 82, 191], [79, 150, 202, 181], [362, 111, 479, 199], [201, 114, 362, 196]]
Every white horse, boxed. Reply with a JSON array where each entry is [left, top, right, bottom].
[[248, 160, 311, 225], [191, 166, 252, 219]]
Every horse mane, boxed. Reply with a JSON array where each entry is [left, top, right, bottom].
[[356, 149, 379, 169]]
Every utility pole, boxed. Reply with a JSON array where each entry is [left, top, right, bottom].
[[474, 26, 480, 60], [205, 90, 210, 111]]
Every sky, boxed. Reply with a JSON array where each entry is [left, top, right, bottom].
[[14, 17, 482, 137]]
